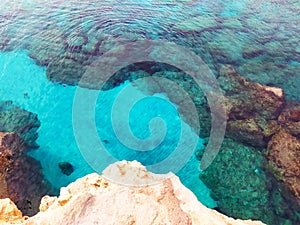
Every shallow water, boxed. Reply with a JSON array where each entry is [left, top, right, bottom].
[[0, 0, 299, 224], [0, 50, 216, 208]]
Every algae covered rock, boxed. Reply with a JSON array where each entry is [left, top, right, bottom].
[[199, 138, 272, 223], [198, 138, 300, 225], [0, 101, 40, 148]]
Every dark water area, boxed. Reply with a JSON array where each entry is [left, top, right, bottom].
[[0, 0, 299, 224]]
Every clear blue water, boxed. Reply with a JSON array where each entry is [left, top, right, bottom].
[[0, 0, 299, 223], [0, 50, 216, 207]]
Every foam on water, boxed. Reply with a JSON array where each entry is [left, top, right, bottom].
[[0, 50, 217, 208]]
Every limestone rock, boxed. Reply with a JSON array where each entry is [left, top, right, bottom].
[[0, 198, 24, 224], [1, 161, 265, 225]]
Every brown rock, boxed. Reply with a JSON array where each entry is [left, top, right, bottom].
[[218, 65, 286, 147], [0, 132, 56, 216], [267, 129, 300, 205], [278, 101, 300, 137]]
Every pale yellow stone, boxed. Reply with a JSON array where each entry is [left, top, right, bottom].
[[1, 161, 266, 225], [0, 198, 23, 224]]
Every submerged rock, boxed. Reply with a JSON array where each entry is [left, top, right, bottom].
[[0, 132, 56, 216], [0, 161, 265, 225], [46, 58, 87, 86], [0, 101, 40, 148], [174, 15, 217, 32], [199, 138, 300, 225], [58, 162, 74, 176], [28, 26, 65, 66]]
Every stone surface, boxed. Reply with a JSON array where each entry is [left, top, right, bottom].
[[0, 101, 40, 148], [277, 101, 300, 137], [218, 65, 285, 147], [0, 161, 265, 225], [267, 129, 300, 206], [198, 138, 300, 225], [0, 132, 56, 216], [0, 198, 24, 225]]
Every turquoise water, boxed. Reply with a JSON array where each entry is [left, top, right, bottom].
[[0, 50, 216, 207], [0, 0, 299, 224]]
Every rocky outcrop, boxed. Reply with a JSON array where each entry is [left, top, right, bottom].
[[0, 161, 265, 225], [0, 132, 56, 216], [266, 129, 300, 207], [0, 101, 40, 148], [277, 101, 300, 137], [218, 65, 285, 148], [0, 198, 24, 225]]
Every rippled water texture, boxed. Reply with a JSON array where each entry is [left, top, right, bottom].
[[1, 0, 299, 99], [0, 0, 299, 224]]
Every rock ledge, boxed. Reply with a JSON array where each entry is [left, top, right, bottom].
[[0, 161, 265, 225]]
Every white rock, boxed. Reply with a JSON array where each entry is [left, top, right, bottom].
[[1, 161, 265, 225]]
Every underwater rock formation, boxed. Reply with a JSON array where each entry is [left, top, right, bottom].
[[198, 138, 300, 225], [130, 64, 286, 147], [0, 132, 56, 216], [58, 162, 74, 176], [0, 161, 265, 225], [0, 101, 40, 148]]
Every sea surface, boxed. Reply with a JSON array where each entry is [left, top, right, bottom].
[[0, 0, 299, 224]]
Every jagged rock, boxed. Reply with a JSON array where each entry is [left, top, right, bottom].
[[277, 101, 300, 137], [0, 101, 40, 148], [267, 129, 300, 206], [0, 132, 56, 216], [0, 161, 264, 225], [219, 65, 285, 120], [218, 65, 285, 147], [0, 198, 24, 225]]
